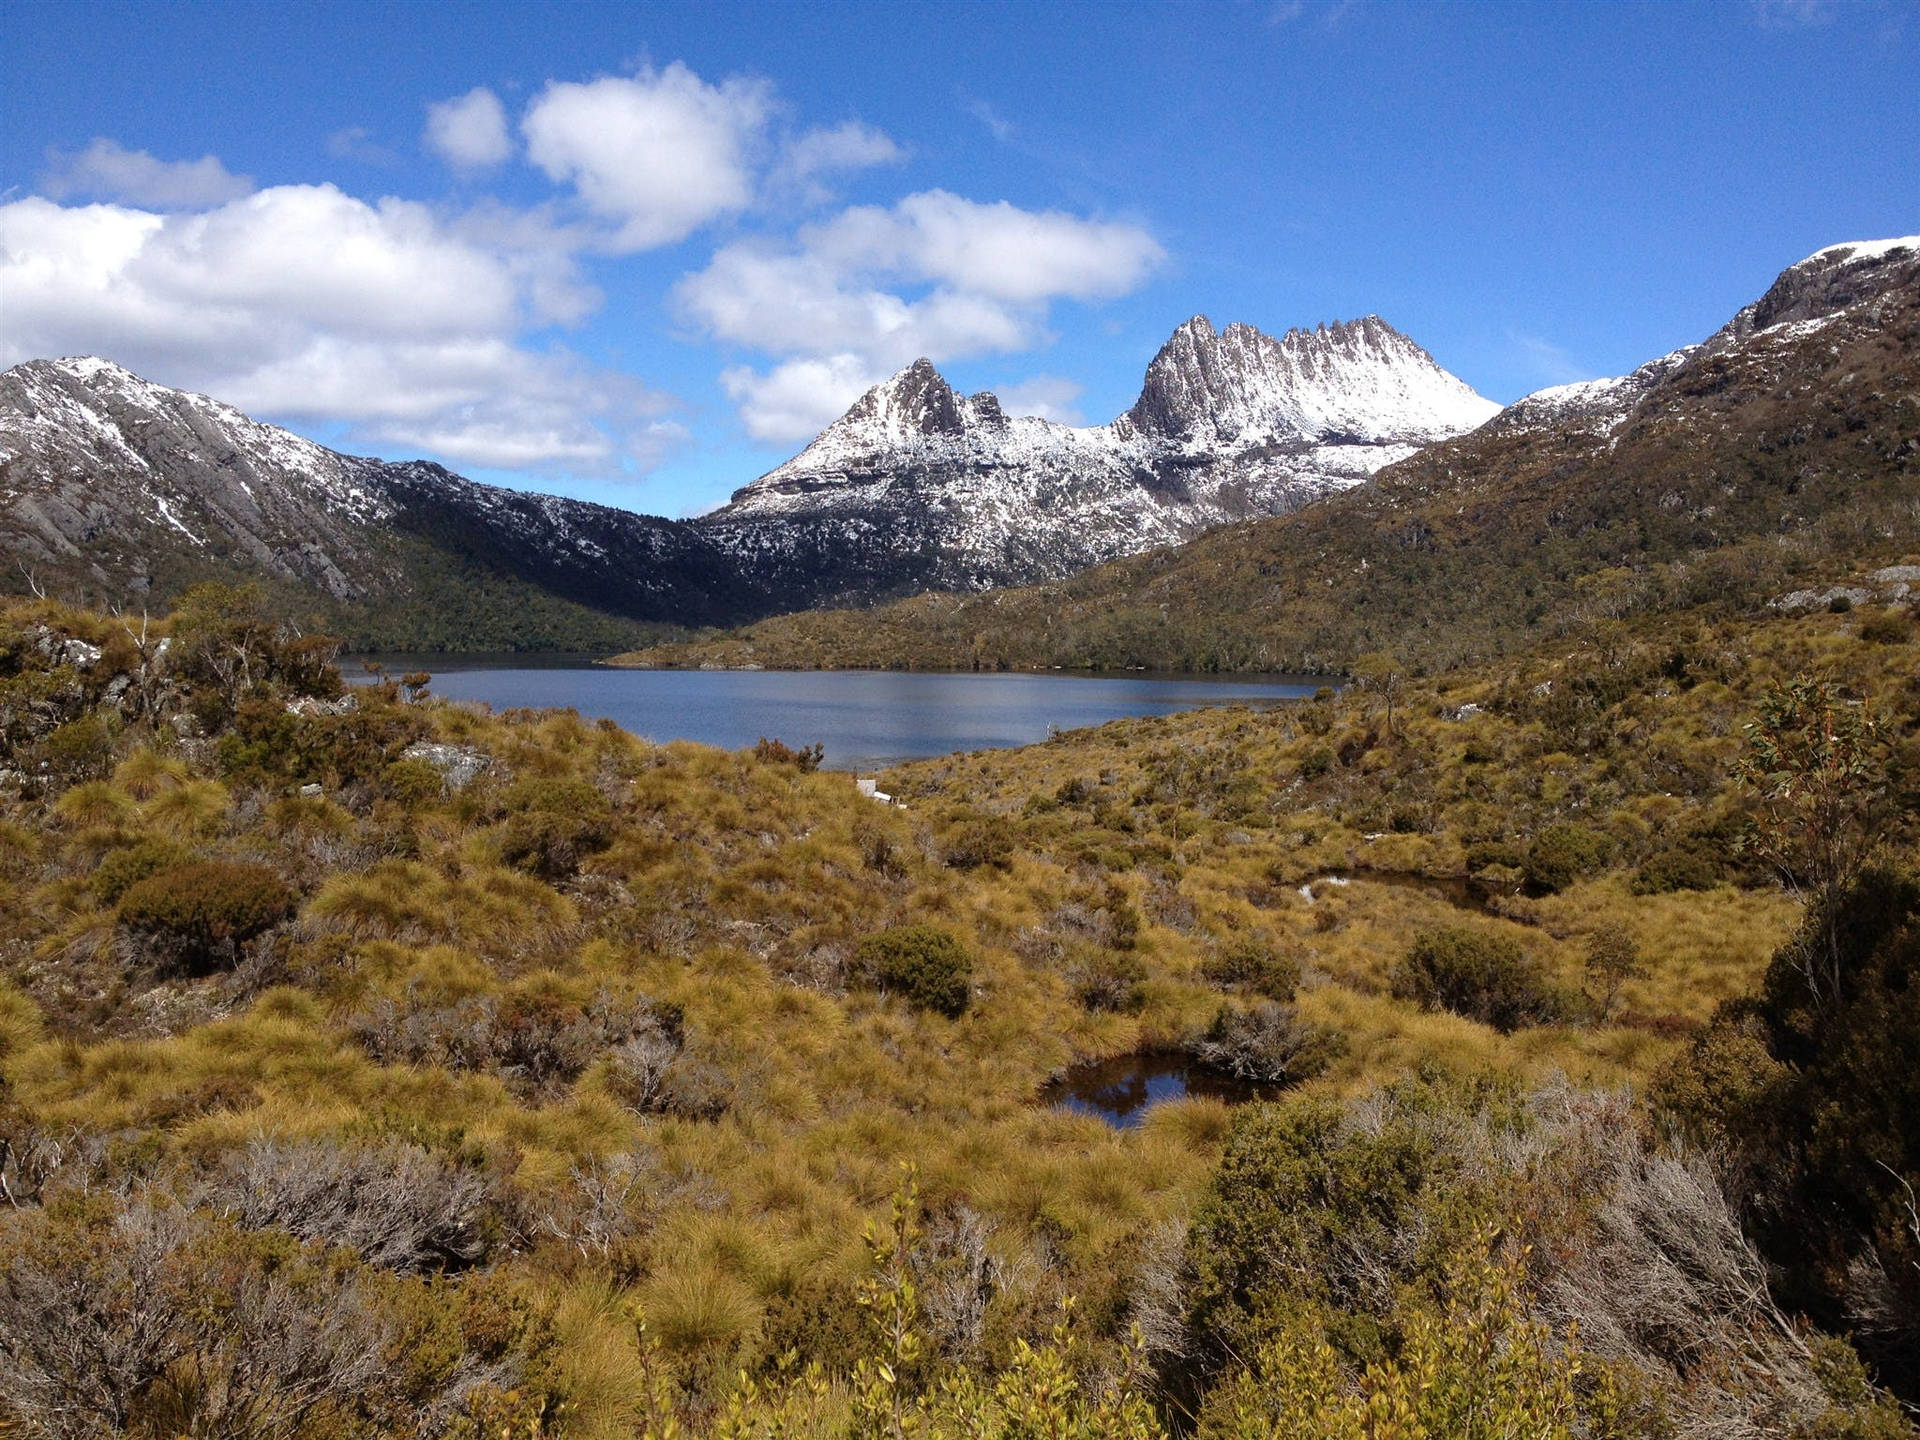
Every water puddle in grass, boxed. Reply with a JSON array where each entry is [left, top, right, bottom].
[[1040, 1053, 1278, 1129], [1304, 870, 1495, 914]]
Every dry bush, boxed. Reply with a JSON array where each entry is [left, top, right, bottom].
[[353, 988, 674, 1101], [200, 1137, 497, 1272], [115, 860, 296, 974], [1190, 1001, 1342, 1085], [0, 1199, 393, 1440]]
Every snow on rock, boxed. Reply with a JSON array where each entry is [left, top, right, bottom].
[[707, 314, 1499, 593]]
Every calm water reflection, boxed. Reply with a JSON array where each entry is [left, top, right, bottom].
[[1040, 1053, 1277, 1129], [348, 663, 1321, 771]]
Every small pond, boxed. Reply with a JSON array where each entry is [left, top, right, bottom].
[[1040, 1052, 1279, 1129]]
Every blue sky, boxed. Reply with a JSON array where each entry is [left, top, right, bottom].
[[4, 0, 1916, 517]]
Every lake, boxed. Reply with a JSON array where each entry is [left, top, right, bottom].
[[346, 660, 1322, 771]]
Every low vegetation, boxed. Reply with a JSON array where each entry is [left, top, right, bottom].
[[2, 578, 1917, 1437]]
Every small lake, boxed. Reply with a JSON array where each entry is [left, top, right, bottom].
[[1040, 1053, 1278, 1129], [347, 661, 1322, 771]]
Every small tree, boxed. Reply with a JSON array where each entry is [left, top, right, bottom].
[[1735, 676, 1888, 1007], [1351, 651, 1406, 738], [1582, 925, 1647, 1021]]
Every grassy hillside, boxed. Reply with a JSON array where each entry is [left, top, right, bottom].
[[615, 261, 1920, 676], [1, 586, 1916, 1436]]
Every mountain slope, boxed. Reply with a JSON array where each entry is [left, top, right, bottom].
[[618, 236, 1920, 674], [699, 315, 1497, 603], [0, 358, 769, 648]]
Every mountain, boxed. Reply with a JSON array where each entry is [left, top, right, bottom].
[[1, 311, 1495, 643], [0, 357, 769, 649], [616, 235, 1920, 674], [698, 315, 1498, 602]]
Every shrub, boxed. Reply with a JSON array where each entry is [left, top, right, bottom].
[[1391, 926, 1563, 1032], [378, 756, 445, 809], [93, 837, 192, 905], [1069, 948, 1147, 1013], [1297, 745, 1334, 779], [1523, 824, 1615, 895], [203, 1136, 496, 1272], [1201, 938, 1301, 1001], [116, 860, 296, 972], [1830, 594, 1856, 614], [1464, 841, 1525, 874], [858, 924, 974, 1017], [1860, 609, 1913, 645], [1631, 843, 1723, 895], [1191, 1001, 1342, 1084], [496, 776, 615, 879], [942, 815, 1015, 871], [353, 989, 676, 1101], [752, 736, 825, 771], [39, 713, 115, 781]]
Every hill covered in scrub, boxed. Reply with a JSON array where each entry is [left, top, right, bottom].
[[2, 583, 1919, 1436], [614, 237, 1920, 676]]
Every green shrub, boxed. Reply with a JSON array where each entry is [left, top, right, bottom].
[[497, 776, 614, 879], [1631, 844, 1723, 895], [857, 924, 974, 1017], [379, 756, 445, 809], [93, 838, 193, 905], [1390, 927, 1563, 1032], [1297, 746, 1334, 779], [1202, 938, 1302, 1001], [116, 861, 297, 972], [1464, 841, 1525, 874], [1523, 824, 1614, 895], [40, 714, 114, 781]]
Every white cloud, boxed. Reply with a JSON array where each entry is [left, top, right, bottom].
[[426, 87, 513, 170], [678, 190, 1161, 442], [996, 375, 1085, 424], [0, 186, 675, 475], [40, 139, 253, 209], [523, 63, 772, 251], [771, 120, 903, 202], [721, 354, 882, 443], [811, 190, 1164, 304]]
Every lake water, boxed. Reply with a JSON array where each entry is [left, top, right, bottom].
[[1040, 1053, 1276, 1128], [348, 662, 1322, 771]]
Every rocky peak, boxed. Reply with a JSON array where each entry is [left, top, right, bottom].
[[1712, 235, 1920, 349], [1124, 313, 1496, 445], [841, 358, 971, 438]]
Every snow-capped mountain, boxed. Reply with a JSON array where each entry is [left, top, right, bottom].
[[702, 315, 1498, 600]]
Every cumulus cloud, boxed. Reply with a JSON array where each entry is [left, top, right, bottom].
[[811, 190, 1164, 304], [721, 355, 882, 444], [0, 186, 675, 475], [678, 190, 1161, 442], [425, 86, 513, 170], [40, 139, 253, 209], [523, 63, 772, 251]]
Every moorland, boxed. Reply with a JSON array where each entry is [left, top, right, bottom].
[[2, 569, 1918, 1438]]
